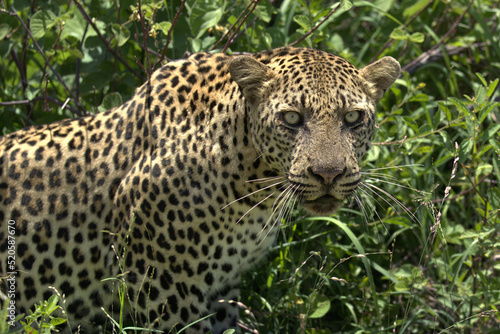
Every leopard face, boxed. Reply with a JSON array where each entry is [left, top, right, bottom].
[[0, 47, 400, 333], [231, 48, 400, 215]]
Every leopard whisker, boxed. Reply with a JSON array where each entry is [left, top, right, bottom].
[[361, 172, 402, 182], [253, 153, 263, 163], [288, 185, 302, 219], [259, 184, 299, 242], [245, 175, 288, 184], [271, 183, 295, 211], [259, 184, 297, 238], [235, 190, 279, 224], [352, 192, 373, 227], [362, 164, 423, 172], [221, 179, 287, 210], [275, 184, 300, 224], [274, 184, 296, 225], [359, 181, 421, 225], [363, 176, 424, 193], [354, 186, 390, 233]]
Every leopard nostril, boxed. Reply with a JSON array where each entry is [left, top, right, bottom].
[[309, 167, 344, 185]]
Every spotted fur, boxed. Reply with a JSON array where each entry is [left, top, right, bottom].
[[0, 47, 400, 333]]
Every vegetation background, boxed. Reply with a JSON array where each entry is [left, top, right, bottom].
[[0, 0, 499, 333]]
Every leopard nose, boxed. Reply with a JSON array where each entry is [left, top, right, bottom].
[[308, 167, 344, 185]]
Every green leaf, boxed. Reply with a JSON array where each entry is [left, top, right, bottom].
[[465, 115, 477, 138], [396, 116, 407, 137], [190, 1, 224, 38], [255, 0, 274, 23], [478, 101, 498, 123], [487, 78, 499, 98], [395, 278, 409, 291], [475, 85, 487, 105], [403, 116, 419, 133], [491, 150, 500, 184], [448, 97, 470, 116], [0, 23, 10, 40], [438, 102, 453, 121], [409, 32, 424, 43], [432, 106, 442, 129], [475, 72, 488, 88], [189, 37, 202, 52], [403, 0, 431, 18], [50, 318, 67, 326], [490, 138, 500, 155], [155, 21, 172, 35], [30, 10, 58, 40], [365, 144, 380, 162], [99, 92, 123, 112], [61, 14, 85, 41], [340, 0, 353, 10], [409, 93, 429, 102], [458, 138, 473, 162], [480, 123, 500, 142], [309, 295, 331, 318], [67, 48, 84, 59], [293, 15, 311, 31], [390, 27, 407, 40], [438, 130, 451, 148], [111, 24, 130, 47]]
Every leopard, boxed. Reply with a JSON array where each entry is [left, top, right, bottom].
[[0, 47, 400, 333]]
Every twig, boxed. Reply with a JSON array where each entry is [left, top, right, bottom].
[[0, 96, 79, 115], [158, 0, 186, 65], [9, 7, 85, 116], [371, 0, 432, 62], [373, 116, 463, 147], [402, 0, 474, 73], [222, 0, 262, 53], [76, 22, 90, 102], [73, 0, 143, 80], [406, 173, 495, 212], [212, 0, 259, 51], [289, 3, 341, 47], [137, 0, 152, 77]]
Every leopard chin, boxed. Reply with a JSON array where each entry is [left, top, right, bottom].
[[301, 195, 344, 215]]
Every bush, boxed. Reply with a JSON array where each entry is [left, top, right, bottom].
[[1, 0, 499, 333]]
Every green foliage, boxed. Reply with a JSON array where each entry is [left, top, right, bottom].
[[21, 295, 66, 334], [1, 0, 499, 333]]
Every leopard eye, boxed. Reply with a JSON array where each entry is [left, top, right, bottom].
[[283, 111, 302, 126], [344, 110, 362, 125]]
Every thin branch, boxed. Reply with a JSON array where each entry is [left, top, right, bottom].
[[9, 7, 85, 116], [137, 0, 152, 77], [10, 49, 27, 88], [212, 0, 259, 51], [402, 0, 474, 73], [73, 0, 143, 80], [371, 0, 432, 62], [158, 0, 186, 65], [0, 96, 79, 115], [289, 3, 341, 47], [76, 21, 90, 101], [222, 0, 261, 53], [405, 173, 495, 211]]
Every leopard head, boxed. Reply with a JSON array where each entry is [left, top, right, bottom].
[[229, 48, 400, 215]]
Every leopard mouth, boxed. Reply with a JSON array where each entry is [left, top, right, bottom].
[[301, 194, 344, 215]]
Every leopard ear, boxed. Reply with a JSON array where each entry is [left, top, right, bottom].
[[229, 56, 273, 104], [359, 56, 401, 101]]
